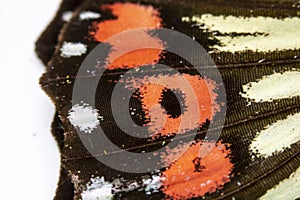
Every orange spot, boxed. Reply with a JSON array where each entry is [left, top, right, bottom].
[[137, 74, 220, 137], [90, 2, 164, 69], [161, 141, 233, 199]]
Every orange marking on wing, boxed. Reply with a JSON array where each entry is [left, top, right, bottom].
[[161, 141, 233, 199], [138, 74, 219, 137], [90, 2, 164, 69]]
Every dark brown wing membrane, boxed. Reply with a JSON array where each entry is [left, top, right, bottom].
[[51, 114, 74, 200], [35, 0, 84, 199], [35, 0, 83, 65]]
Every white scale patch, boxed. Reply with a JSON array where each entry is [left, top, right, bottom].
[[182, 14, 300, 52], [68, 103, 101, 134], [60, 42, 87, 58], [79, 11, 101, 21], [143, 175, 163, 195], [82, 175, 163, 199], [81, 177, 114, 200], [250, 112, 300, 158], [259, 166, 300, 200], [62, 11, 73, 22], [240, 71, 300, 102]]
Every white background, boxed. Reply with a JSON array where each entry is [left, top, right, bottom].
[[0, 0, 62, 199]]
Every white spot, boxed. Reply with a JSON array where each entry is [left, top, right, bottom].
[[79, 11, 101, 21], [62, 11, 73, 22], [82, 175, 163, 199], [68, 103, 100, 134], [250, 112, 300, 158], [240, 71, 300, 102], [259, 166, 300, 200], [182, 14, 300, 52], [143, 175, 163, 195], [82, 177, 114, 200], [114, 181, 140, 193], [60, 42, 87, 58]]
